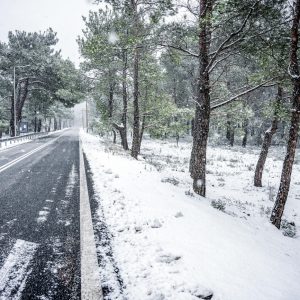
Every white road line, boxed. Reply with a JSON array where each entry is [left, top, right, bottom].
[[0, 239, 39, 300], [79, 139, 103, 300], [0, 132, 67, 174]]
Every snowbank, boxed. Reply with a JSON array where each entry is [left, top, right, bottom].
[[81, 131, 300, 300]]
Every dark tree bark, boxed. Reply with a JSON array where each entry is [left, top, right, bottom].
[[226, 116, 231, 141], [229, 127, 235, 147], [16, 78, 29, 125], [34, 114, 37, 132], [186, 120, 190, 135], [10, 78, 29, 136], [108, 50, 129, 151], [137, 114, 146, 154], [281, 121, 286, 139], [121, 48, 129, 150], [226, 114, 235, 146], [107, 75, 118, 146], [189, 0, 212, 197], [242, 119, 249, 147], [131, 1, 141, 159], [108, 82, 114, 119], [112, 129, 117, 144], [37, 119, 42, 132], [54, 117, 58, 131], [191, 118, 194, 136], [131, 43, 140, 158], [271, 0, 300, 229], [254, 86, 282, 187], [256, 126, 264, 146], [113, 123, 128, 150], [9, 95, 15, 136], [176, 133, 180, 146], [48, 118, 52, 132]]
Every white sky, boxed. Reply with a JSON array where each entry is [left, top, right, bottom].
[[0, 0, 97, 66]]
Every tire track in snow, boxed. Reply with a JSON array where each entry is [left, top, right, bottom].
[[0, 239, 38, 300]]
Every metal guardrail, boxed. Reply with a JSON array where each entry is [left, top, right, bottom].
[[0, 132, 49, 149]]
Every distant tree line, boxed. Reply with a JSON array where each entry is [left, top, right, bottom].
[[0, 28, 85, 138]]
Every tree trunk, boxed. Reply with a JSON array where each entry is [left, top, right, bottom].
[[226, 114, 235, 146], [281, 121, 286, 139], [108, 82, 114, 119], [191, 118, 194, 136], [48, 118, 52, 132], [137, 114, 146, 154], [254, 86, 282, 187], [131, 3, 141, 159], [10, 96, 15, 136], [270, 0, 300, 229], [119, 128, 127, 149], [271, 110, 300, 228], [121, 48, 129, 150], [9, 78, 29, 136], [112, 129, 117, 144], [229, 126, 235, 146], [16, 78, 29, 126], [186, 120, 190, 135], [176, 133, 180, 146], [256, 126, 263, 146], [34, 115, 37, 132], [113, 123, 128, 151], [226, 116, 231, 141], [37, 119, 42, 132], [54, 117, 58, 131], [189, 0, 212, 197], [242, 119, 249, 147]]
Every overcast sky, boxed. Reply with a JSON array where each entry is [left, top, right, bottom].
[[0, 0, 97, 66]]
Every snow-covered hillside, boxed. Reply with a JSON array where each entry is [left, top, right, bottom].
[[81, 131, 300, 300]]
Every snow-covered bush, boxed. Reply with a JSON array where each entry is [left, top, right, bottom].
[[211, 199, 226, 212], [281, 220, 297, 238]]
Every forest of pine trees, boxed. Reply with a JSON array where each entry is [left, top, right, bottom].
[[77, 0, 300, 229], [1, 0, 299, 230]]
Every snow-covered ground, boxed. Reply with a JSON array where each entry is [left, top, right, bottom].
[[80, 131, 300, 300]]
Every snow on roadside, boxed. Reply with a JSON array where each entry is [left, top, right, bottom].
[[81, 131, 300, 300], [0, 128, 68, 152], [0, 136, 33, 151]]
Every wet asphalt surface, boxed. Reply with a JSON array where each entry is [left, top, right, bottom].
[[0, 129, 81, 299]]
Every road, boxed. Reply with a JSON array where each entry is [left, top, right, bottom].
[[0, 129, 83, 299]]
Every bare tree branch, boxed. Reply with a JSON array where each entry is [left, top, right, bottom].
[[206, 1, 260, 71], [210, 77, 277, 110], [158, 43, 199, 58]]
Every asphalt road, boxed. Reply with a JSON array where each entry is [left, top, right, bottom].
[[0, 129, 81, 299]]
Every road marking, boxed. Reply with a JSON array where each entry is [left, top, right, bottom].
[[79, 139, 103, 300], [0, 239, 38, 300], [65, 163, 77, 197], [0, 132, 67, 174]]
